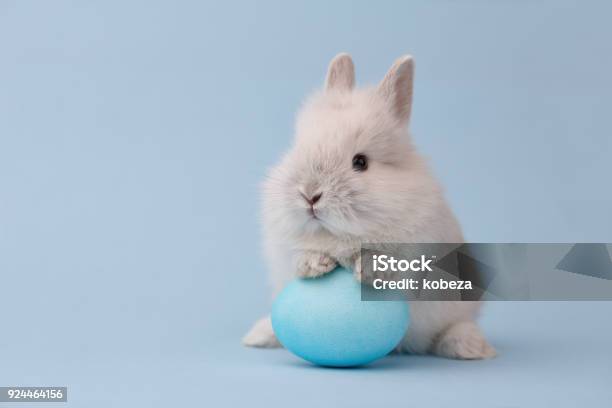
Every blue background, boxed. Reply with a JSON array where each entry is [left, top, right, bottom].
[[1, 0, 611, 407]]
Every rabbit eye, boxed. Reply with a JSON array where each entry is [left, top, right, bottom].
[[352, 154, 368, 172]]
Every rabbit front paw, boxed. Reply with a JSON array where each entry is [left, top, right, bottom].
[[296, 251, 337, 278], [337, 253, 363, 282]]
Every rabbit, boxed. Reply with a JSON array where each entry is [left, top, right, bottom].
[[242, 53, 495, 359]]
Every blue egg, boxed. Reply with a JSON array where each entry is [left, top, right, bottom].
[[271, 267, 409, 367]]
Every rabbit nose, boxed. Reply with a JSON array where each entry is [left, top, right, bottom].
[[300, 192, 322, 205], [310, 192, 322, 204]]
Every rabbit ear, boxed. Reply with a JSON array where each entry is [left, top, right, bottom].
[[325, 53, 355, 92], [378, 56, 414, 124]]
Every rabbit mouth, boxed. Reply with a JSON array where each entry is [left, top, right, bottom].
[[303, 208, 331, 232], [307, 207, 319, 220]]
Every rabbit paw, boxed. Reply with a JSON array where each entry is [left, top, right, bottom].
[[242, 316, 281, 348], [352, 257, 363, 282], [433, 321, 496, 360], [296, 251, 337, 278]]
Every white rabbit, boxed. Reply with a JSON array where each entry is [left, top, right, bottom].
[[243, 53, 495, 359]]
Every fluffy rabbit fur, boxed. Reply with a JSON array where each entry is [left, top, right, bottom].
[[243, 53, 495, 359]]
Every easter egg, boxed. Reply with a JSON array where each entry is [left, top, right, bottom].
[[271, 267, 409, 367]]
